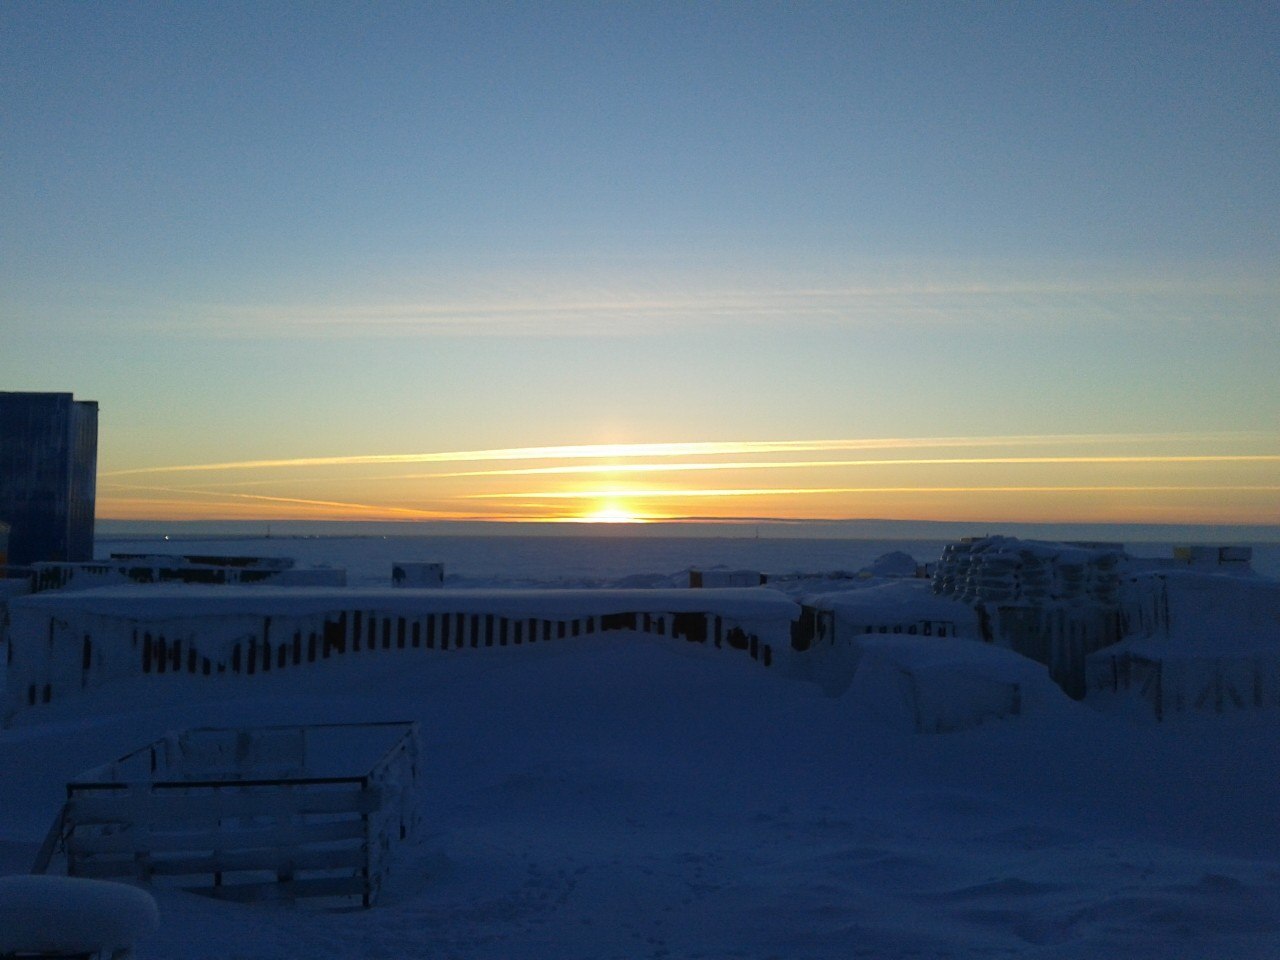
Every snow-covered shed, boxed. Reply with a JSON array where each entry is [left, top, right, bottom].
[[793, 581, 977, 694], [843, 634, 1070, 733], [689, 568, 766, 588], [804, 581, 975, 643], [1088, 572, 1280, 719]]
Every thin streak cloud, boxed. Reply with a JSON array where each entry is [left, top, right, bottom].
[[170, 274, 1280, 339], [102, 483, 447, 519], [432, 454, 1280, 480], [468, 485, 1280, 500], [100, 432, 1268, 478]]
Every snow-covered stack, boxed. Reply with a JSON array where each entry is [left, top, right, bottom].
[[933, 536, 1123, 607], [1088, 572, 1280, 719], [932, 537, 1126, 697]]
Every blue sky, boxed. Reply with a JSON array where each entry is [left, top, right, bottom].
[[3, 2, 1277, 524]]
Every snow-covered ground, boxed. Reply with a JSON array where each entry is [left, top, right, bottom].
[[3, 535, 1279, 959]]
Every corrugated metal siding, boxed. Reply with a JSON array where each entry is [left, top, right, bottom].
[[0, 393, 97, 564]]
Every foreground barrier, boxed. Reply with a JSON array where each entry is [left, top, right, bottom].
[[58, 722, 419, 907], [3, 587, 797, 720]]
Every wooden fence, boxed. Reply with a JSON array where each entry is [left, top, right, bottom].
[[61, 722, 419, 907]]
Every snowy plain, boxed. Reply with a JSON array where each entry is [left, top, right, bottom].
[[3, 534, 1280, 959]]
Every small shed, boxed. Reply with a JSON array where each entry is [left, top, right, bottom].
[[392, 562, 444, 588], [689, 568, 765, 588], [61, 721, 419, 907]]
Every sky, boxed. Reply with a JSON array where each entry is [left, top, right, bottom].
[[3, 2, 1278, 526]]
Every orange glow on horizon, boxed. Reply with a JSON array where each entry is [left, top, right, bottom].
[[93, 431, 1280, 526]]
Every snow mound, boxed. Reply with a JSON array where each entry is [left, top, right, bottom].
[[860, 550, 919, 578], [0, 874, 159, 954], [844, 636, 1069, 733]]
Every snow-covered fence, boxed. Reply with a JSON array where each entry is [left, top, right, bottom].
[[61, 722, 419, 907], [1087, 645, 1280, 720], [3, 587, 800, 719]]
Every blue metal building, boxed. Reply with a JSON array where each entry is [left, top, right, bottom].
[[0, 392, 98, 565]]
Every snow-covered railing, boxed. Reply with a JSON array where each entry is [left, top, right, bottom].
[[61, 721, 419, 907], [3, 587, 798, 720], [30, 554, 345, 592]]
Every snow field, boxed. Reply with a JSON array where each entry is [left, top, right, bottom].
[[3, 534, 1279, 958], [3, 625, 1280, 959]]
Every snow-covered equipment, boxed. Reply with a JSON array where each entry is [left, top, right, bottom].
[[0, 874, 158, 959], [58, 722, 419, 907], [391, 562, 444, 588]]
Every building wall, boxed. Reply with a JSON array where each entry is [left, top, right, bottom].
[[0, 392, 98, 565], [67, 400, 98, 561]]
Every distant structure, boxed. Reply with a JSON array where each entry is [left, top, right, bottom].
[[932, 536, 1125, 697], [0, 392, 98, 566], [391, 562, 444, 588]]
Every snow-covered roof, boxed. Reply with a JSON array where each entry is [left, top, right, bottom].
[[805, 580, 973, 622], [10, 584, 801, 622]]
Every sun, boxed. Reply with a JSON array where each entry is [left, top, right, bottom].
[[578, 500, 646, 524]]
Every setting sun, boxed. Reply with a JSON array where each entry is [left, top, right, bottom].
[[576, 500, 647, 524]]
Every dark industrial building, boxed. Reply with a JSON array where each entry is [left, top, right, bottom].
[[0, 392, 98, 565]]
